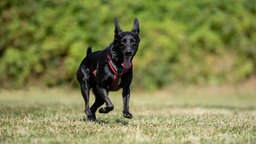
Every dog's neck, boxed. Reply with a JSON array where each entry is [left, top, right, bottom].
[[109, 43, 119, 62]]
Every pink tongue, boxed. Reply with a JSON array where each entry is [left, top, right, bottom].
[[122, 56, 132, 69]]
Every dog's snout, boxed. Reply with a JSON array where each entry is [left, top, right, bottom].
[[125, 49, 132, 56], [125, 51, 132, 56]]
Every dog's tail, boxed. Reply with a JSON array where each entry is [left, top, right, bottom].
[[87, 45, 92, 56]]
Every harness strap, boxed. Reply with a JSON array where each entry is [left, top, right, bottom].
[[107, 54, 118, 75], [111, 74, 119, 91], [93, 69, 97, 77]]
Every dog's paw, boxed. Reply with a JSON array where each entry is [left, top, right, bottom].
[[99, 107, 114, 113], [88, 116, 97, 122], [123, 112, 133, 119]]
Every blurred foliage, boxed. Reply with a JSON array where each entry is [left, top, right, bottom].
[[0, 0, 256, 89]]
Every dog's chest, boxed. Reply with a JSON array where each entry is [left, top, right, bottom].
[[92, 53, 131, 91], [106, 73, 122, 91], [93, 68, 123, 91]]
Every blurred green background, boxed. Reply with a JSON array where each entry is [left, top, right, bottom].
[[1, 0, 256, 90]]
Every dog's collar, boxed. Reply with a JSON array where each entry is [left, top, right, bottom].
[[106, 53, 131, 75], [109, 44, 119, 61]]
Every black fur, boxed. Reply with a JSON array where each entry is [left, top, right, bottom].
[[76, 18, 140, 121]]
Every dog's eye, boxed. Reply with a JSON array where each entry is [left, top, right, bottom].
[[122, 39, 127, 43]]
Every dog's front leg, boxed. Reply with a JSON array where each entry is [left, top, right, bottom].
[[122, 89, 133, 119], [96, 86, 114, 113]]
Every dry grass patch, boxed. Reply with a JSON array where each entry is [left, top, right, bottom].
[[0, 85, 256, 143]]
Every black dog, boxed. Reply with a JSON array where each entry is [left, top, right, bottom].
[[76, 18, 140, 121]]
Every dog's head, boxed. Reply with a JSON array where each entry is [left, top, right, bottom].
[[113, 18, 140, 69]]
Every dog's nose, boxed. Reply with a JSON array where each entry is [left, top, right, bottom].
[[125, 51, 132, 56], [125, 49, 132, 56]]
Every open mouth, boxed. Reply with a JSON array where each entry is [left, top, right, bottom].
[[122, 55, 132, 69]]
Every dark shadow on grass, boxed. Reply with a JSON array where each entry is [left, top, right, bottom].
[[114, 119, 129, 125], [80, 117, 129, 125]]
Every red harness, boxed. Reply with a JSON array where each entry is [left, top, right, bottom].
[[93, 54, 131, 91]]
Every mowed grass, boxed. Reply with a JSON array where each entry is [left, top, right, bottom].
[[0, 84, 256, 144]]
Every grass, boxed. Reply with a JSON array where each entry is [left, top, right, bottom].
[[0, 84, 256, 144]]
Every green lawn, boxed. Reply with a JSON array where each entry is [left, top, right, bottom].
[[0, 85, 256, 144]]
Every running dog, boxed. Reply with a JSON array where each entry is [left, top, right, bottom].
[[76, 18, 140, 121]]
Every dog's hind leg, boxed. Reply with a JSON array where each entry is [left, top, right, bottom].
[[90, 87, 105, 119], [79, 68, 95, 121]]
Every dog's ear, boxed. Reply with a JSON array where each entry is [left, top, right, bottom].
[[114, 18, 123, 36], [131, 18, 140, 34]]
